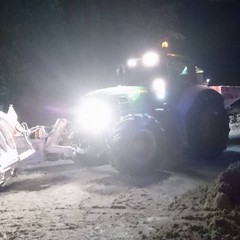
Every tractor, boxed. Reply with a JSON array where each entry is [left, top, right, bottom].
[[73, 43, 229, 175]]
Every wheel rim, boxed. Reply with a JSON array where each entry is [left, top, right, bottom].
[[130, 130, 156, 162]]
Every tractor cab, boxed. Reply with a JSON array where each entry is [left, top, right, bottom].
[[116, 45, 206, 104]]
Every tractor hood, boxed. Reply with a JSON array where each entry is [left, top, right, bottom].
[[76, 86, 152, 134], [84, 85, 148, 99], [82, 85, 151, 111]]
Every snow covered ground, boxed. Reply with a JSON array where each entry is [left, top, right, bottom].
[[0, 144, 240, 240]]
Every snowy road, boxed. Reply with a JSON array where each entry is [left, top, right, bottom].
[[0, 143, 240, 240]]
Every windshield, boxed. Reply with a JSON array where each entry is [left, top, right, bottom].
[[122, 62, 188, 87]]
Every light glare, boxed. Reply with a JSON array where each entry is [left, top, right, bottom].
[[152, 78, 165, 99], [142, 51, 159, 67], [162, 41, 168, 48], [127, 58, 138, 68], [77, 99, 112, 133]]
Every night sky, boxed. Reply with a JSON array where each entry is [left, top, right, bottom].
[[0, 0, 239, 124]]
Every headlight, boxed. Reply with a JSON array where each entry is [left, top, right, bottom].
[[77, 99, 112, 133], [127, 58, 138, 68], [152, 78, 165, 99], [142, 51, 159, 67]]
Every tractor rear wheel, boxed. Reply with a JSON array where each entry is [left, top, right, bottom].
[[186, 92, 229, 158]]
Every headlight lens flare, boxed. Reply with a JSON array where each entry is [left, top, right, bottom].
[[152, 78, 165, 99]]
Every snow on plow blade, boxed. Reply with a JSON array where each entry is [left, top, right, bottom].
[[0, 105, 36, 186], [0, 106, 79, 186]]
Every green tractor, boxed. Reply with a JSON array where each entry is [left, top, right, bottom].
[[73, 44, 229, 175]]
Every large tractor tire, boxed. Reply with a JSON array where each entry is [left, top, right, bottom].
[[108, 114, 165, 175], [186, 91, 229, 158]]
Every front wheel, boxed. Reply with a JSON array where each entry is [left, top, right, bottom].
[[108, 114, 166, 175]]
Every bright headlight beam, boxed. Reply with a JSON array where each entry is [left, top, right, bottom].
[[152, 78, 165, 99], [77, 99, 112, 133], [127, 58, 138, 68], [142, 51, 159, 67]]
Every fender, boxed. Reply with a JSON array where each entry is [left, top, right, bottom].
[[176, 85, 224, 115]]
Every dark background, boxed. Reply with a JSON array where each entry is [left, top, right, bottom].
[[0, 0, 239, 125]]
